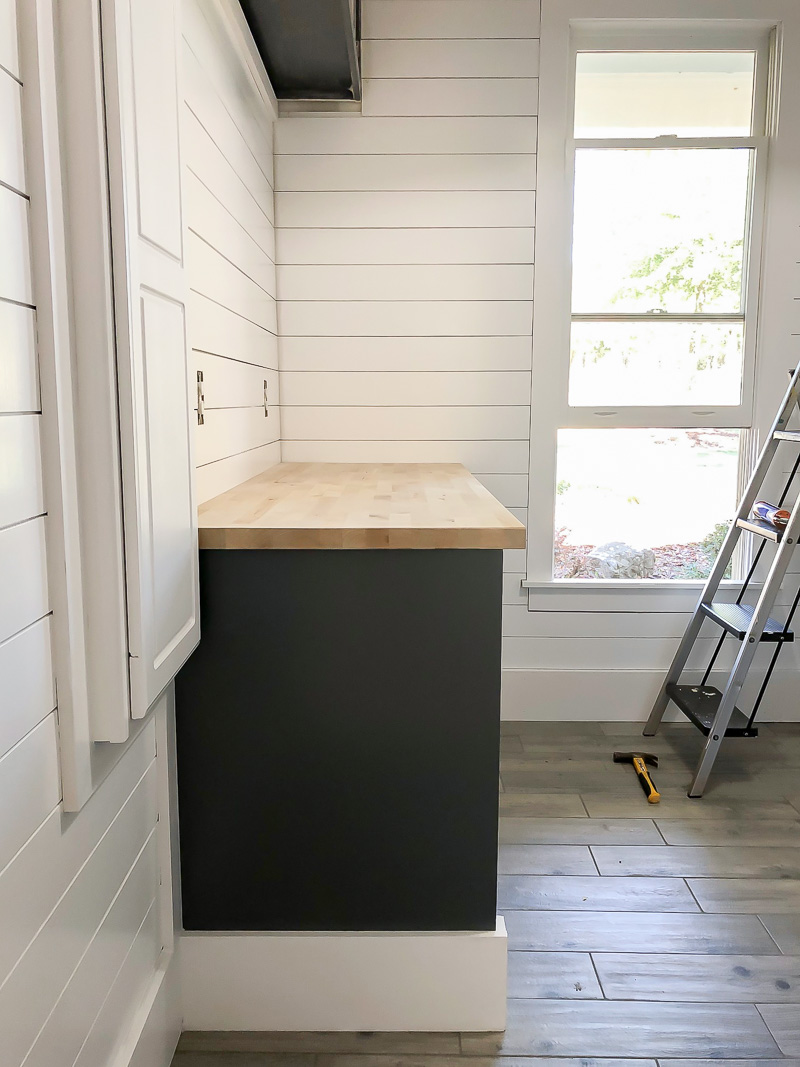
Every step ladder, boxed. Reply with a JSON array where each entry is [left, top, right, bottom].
[[644, 366, 800, 797]]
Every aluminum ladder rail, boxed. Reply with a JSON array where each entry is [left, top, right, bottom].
[[644, 365, 800, 797]]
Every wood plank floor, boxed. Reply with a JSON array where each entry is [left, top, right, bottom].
[[173, 720, 800, 1066]]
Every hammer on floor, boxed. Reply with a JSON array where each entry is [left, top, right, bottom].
[[613, 751, 661, 804]]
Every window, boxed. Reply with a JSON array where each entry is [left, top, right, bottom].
[[528, 16, 771, 588]]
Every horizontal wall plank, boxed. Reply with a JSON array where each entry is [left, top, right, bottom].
[[276, 190, 535, 228], [362, 38, 540, 79], [503, 604, 694, 640], [189, 291, 278, 369], [0, 186, 32, 305], [0, 69, 25, 194], [0, 302, 38, 412], [280, 369, 530, 406], [279, 336, 533, 372], [278, 300, 532, 337], [183, 107, 275, 256], [281, 405, 530, 441], [0, 619, 53, 760], [275, 152, 537, 193], [362, 1, 540, 40], [21, 840, 157, 1067], [0, 415, 43, 530], [275, 116, 537, 155], [196, 440, 281, 504], [194, 405, 280, 467], [278, 264, 534, 301], [0, 0, 19, 79], [0, 723, 155, 984], [194, 351, 279, 410], [0, 517, 48, 646], [185, 169, 275, 296], [276, 226, 534, 265], [280, 438, 530, 472], [0, 715, 60, 875], [504, 572, 527, 606], [0, 775, 158, 1065], [504, 546, 527, 572], [478, 473, 528, 509], [363, 77, 539, 117], [187, 231, 277, 334]]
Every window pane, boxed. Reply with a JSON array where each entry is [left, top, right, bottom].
[[554, 428, 739, 580], [575, 51, 756, 137], [569, 321, 744, 406], [571, 149, 751, 314]]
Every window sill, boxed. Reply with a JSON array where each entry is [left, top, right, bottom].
[[524, 578, 754, 612]]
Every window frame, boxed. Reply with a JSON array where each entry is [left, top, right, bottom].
[[525, 1, 784, 605]]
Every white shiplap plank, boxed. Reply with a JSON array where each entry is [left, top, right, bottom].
[[183, 106, 275, 255], [278, 264, 534, 301], [0, 0, 19, 80], [20, 840, 158, 1067], [504, 546, 527, 573], [477, 473, 528, 509], [275, 152, 536, 192], [503, 572, 528, 606], [185, 169, 276, 296], [0, 70, 25, 194], [0, 187, 33, 305], [0, 415, 43, 530], [276, 226, 534, 265], [281, 405, 530, 441], [278, 300, 532, 337], [276, 190, 535, 229], [196, 440, 281, 504], [0, 302, 38, 412], [280, 439, 530, 473], [363, 78, 539, 118], [275, 116, 537, 155], [362, 38, 540, 79], [190, 290, 278, 369], [279, 336, 533, 372], [0, 517, 48, 646], [187, 231, 277, 334], [0, 785, 158, 1066], [502, 636, 728, 672], [194, 405, 280, 467], [502, 604, 694, 640], [0, 715, 60, 874], [193, 351, 279, 410], [280, 369, 530, 407], [0, 723, 155, 984], [362, 1, 540, 41], [0, 619, 53, 760]]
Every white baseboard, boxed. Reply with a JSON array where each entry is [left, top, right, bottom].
[[116, 951, 182, 1067], [181, 919, 507, 1032], [501, 668, 800, 721]]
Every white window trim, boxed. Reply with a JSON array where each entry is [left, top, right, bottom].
[[526, 0, 800, 610]]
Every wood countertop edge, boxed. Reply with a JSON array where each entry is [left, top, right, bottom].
[[198, 525, 526, 551]]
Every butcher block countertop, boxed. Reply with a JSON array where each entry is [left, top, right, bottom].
[[198, 462, 526, 550]]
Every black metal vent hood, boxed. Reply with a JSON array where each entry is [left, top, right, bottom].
[[239, 0, 361, 100]]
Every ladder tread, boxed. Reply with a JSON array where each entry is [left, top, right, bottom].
[[666, 683, 759, 738], [774, 430, 800, 442], [701, 601, 793, 642], [736, 516, 784, 542]]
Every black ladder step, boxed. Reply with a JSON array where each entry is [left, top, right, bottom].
[[666, 683, 758, 737], [736, 516, 784, 542], [774, 430, 800, 442], [700, 601, 793, 642]]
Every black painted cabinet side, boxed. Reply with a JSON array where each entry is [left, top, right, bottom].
[[175, 548, 502, 932]]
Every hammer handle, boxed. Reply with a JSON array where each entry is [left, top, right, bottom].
[[633, 756, 661, 804]]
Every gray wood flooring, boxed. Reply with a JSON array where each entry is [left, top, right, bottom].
[[173, 720, 800, 1066]]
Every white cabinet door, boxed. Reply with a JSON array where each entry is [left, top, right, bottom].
[[102, 0, 200, 717]]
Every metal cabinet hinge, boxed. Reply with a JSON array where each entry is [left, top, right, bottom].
[[197, 370, 205, 425]]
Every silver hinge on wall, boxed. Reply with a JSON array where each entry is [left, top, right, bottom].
[[264, 378, 269, 417], [197, 370, 205, 425]]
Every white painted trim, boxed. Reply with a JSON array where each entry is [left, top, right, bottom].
[[112, 952, 182, 1067], [181, 920, 508, 1033], [204, 0, 279, 120]]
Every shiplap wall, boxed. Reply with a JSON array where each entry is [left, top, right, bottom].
[[183, 0, 280, 504], [272, 0, 800, 721], [0, 3, 162, 1063]]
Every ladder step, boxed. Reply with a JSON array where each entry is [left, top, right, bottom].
[[700, 601, 793, 642], [736, 516, 784, 542], [774, 430, 800, 442], [666, 683, 759, 737]]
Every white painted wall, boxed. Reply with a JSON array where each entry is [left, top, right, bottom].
[[0, 2, 166, 1062], [183, 0, 281, 504]]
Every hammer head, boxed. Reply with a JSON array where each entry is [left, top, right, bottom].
[[613, 751, 659, 767]]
